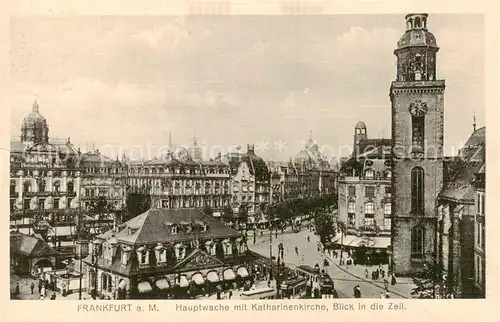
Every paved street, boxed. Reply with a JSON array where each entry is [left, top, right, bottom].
[[249, 227, 415, 299]]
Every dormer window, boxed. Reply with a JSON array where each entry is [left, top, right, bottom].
[[175, 243, 186, 260], [136, 246, 149, 265], [121, 246, 132, 265], [365, 170, 374, 179], [202, 223, 208, 232], [205, 240, 216, 255], [222, 239, 232, 256], [155, 244, 167, 264]]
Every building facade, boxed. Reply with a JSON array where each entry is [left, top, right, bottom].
[[437, 126, 485, 298], [82, 208, 255, 299], [337, 122, 392, 263], [391, 13, 445, 275], [219, 145, 270, 220], [126, 152, 231, 215], [10, 102, 83, 257]]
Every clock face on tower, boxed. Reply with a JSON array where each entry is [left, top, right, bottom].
[[409, 99, 428, 117]]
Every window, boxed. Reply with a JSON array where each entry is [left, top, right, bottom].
[[157, 249, 167, 263], [23, 181, 31, 193], [53, 181, 60, 193], [223, 240, 233, 256], [39, 179, 46, 192], [412, 117, 425, 152], [364, 202, 375, 226], [365, 186, 375, 197], [348, 202, 355, 214], [365, 170, 374, 179], [384, 203, 392, 216], [140, 250, 149, 265], [10, 200, 15, 211], [348, 213, 355, 226], [23, 199, 30, 210], [38, 199, 45, 210], [348, 186, 356, 197], [67, 182, 74, 194], [171, 226, 178, 235], [384, 218, 391, 230], [411, 227, 424, 259], [175, 244, 186, 260], [10, 181, 16, 195], [411, 167, 425, 214], [54, 199, 59, 209], [481, 194, 485, 216], [385, 186, 392, 194]]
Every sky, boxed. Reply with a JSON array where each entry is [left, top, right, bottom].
[[9, 14, 484, 162]]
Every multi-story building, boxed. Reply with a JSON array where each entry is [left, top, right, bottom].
[[126, 148, 231, 215], [293, 134, 336, 198], [10, 102, 83, 257], [437, 126, 485, 298], [218, 145, 270, 221], [472, 163, 485, 298], [83, 208, 255, 299], [391, 13, 446, 275], [337, 122, 392, 263]]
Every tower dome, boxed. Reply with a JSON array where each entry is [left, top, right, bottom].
[[21, 101, 49, 144], [396, 14, 438, 50], [394, 13, 440, 82], [355, 121, 367, 129]]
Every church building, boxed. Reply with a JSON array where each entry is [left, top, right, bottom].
[[390, 13, 446, 275]]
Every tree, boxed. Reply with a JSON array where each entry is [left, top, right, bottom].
[[88, 196, 116, 218], [202, 205, 213, 216], [124, 193, 151, 221], [411, 252, 448, 299], [313, 212, 335, 244], [221, 206, 234, 223]]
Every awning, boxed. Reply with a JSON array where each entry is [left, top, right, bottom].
[[237, 267, 249, 278], [223, 269, 236, 281], [191, 273, 205, 285], [155, 279, 170, 290], [48, 226, 75, 236], [177, 275, 189, 288], [207, 271, 219, 283], [137, 281, 152, 294], [212, 212, 221, 218], [361, 236, 391, 249], [331, 234, 342, 243], [118, 280, 128, 290]]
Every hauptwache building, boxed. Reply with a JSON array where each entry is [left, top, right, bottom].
[[83, 208, 256, 299]]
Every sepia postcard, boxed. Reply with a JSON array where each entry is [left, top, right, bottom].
[[1, 0, 498, 322]]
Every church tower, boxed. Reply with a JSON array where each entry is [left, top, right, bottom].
[[390, 14, 445, 275]]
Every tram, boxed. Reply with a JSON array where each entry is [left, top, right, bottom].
[[240, 287, 277, 300]]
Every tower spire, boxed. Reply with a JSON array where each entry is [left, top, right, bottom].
[[33, 100, 39, 112], [168, 132, 172, 149], [473, 110, 477, 132]]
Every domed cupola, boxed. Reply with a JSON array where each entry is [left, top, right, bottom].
[[21, 101, 49, 144], [394, 13, 440, 82]]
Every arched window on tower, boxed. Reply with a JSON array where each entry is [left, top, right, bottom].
[[412, 116, 425, 152], [411, 226, 425, 259], [415, 17, 421, 28], [411, 167, 425, 214]]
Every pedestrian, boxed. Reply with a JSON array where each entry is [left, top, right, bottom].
[[353, 285, 361, 298], [371, 271, 375, 280], [14, 283, 20, 296], [30, 281, 35, 294], [38, 280, 42, 294], [391, 273, 397, 285], [229, 290, 233, 300], [381, 269, 385, 278], [41, 285, 46, 298], [380, 292, 385, 299], [385, 292, 390, 298], [365, 268, 369, 278], [384, 279, 389, 292], [50, 293, 56, 300]]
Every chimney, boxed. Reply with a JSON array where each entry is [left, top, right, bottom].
[[247, 144, 255, 153]]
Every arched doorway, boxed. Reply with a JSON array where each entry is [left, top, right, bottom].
[[32, 258, 53, 277]]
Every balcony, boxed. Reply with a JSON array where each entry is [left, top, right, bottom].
[[24, 191, 77, 198]]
